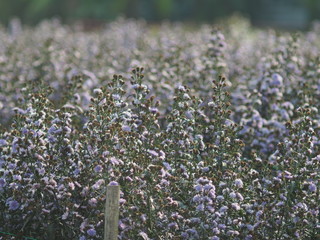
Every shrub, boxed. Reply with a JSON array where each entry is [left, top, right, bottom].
[[0, 18, 319, 239]]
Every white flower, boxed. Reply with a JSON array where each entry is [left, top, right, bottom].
[[93, 88, 103, 95], [231, 203, 240, 211], [183, 93, 191, 100], [178, 85, 186, 91], [208, 101, 215, 107]]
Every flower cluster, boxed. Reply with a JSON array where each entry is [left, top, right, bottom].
[[0, 18, 319, 239]]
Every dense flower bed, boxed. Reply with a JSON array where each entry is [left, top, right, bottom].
[[0, 18, 319, 239]]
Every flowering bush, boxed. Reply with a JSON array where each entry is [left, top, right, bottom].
[[0, 18, 319, 239]]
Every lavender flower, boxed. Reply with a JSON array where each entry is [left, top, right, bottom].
[[92, 179, 105, 189], [94, 165, 103, 173], [87, 228, 96, 236], [0, 178, 6, 187], [309, 183, 317, 192], [122, 125, 131, 132], [109, 181, 118, 186], [147, 150, 159, 157], [8, 200, 19, 210], [234, 179, 244, 188], [0, 139, 7, 146], [271, 73, 283, 86], [0, 18, 319, 240]]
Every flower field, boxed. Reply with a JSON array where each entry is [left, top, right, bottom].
[[0, 18, 319, 239]]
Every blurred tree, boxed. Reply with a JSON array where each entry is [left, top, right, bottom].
[[75, 0, 128, 20], [155, 0, 173, 19], [250, 0, 310, 29], [0, 0, 28, 24], [304, 0, 320, 20], [0, 0, 319, 27], [26, 0, 69, 23]]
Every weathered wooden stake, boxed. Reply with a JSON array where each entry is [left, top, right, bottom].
[[47, 222, 55, 240], [104, 185, 120, 240]]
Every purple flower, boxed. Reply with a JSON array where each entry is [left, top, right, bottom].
[[92, 179, 105, 189], [185, 111, 193, 119], [204, 184, 214, 191], [192, 195, 202, 202], [109, 157, 120, 165], [229, 192, 237, 199], [208, 189, 216, 199], [112, 94, 121, 100], [48, 125, 58, 134], [160, 179, 169, 186], [194, 185, 203, 192], [13, 175, 21, 181], [8, 163, 16, 170], [159, 150, 166, 159], [211, 237, 220, 240], [48, 135, 57, 143], [73, 168, 80, 175], [202, 167, 209, 173], [218, 224, 226, 229], [122, 125, 131, 132], [163, 162, 171, 170], [190, 218, 201, 223], [219, 206, 228, 213], [49, 179, 57, 187], [216, 195, 224, 201], [231, 203, 240, 210], [207, 205, 215, 212], [147, 150, 159, 157], [119, 220, 127, 230], [8, 200, 19, 210], [0, 139, 7, 146], [109, 181, 118, 186], [149, 107, 159, 114], [186, 228, 198, 235], [181, 232, 189, 238], [87, 228, 96, 236], [69, 182, 75, 190], [247, 224, 254, 231], [196, 203, 204, 212], [0, 178, 6, 187], [234, 179, 244, 188], [271, 73, 283, 86], [168, 222, 178, 230], [236, 192, 244, 201], [309, 183, 317, 192], [32, 183, 41, 189], [62, 211, 69, 220], [94, 165, 103, 173], [37, 168, 45, 176]]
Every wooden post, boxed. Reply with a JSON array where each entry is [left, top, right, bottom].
[[104, 185, 120, 240], [47, 222, 55, 240]]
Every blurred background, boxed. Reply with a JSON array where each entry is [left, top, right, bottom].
[[0, 0, 320, 29]]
